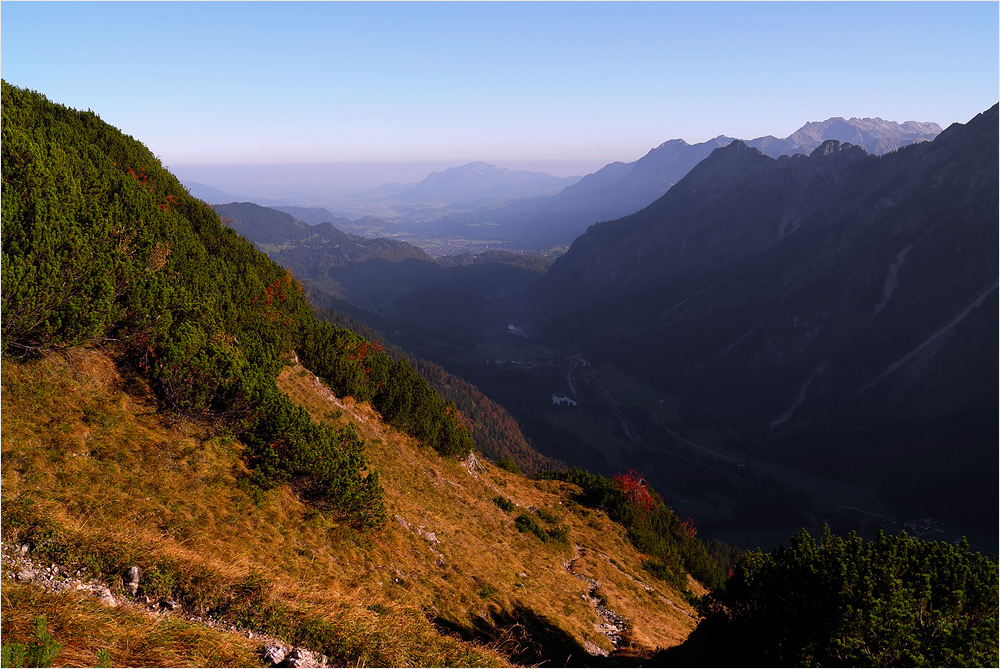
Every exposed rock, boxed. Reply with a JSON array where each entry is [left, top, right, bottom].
[[563, 545, 629, 652], [262, 643, 287, 665], [126, 565, 140, 596], [93, 585, 118, 608], [282, 647, 323, 667], [2, 541, 328, 668]]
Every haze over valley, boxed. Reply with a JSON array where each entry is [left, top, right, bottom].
[[183, 115, 946, 255]]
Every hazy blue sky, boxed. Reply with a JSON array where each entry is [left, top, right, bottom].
[[3, 1, 998, 187]]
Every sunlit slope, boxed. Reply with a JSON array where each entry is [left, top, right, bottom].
[[2, 349, 699, 666], [1, 79, 702, 666]]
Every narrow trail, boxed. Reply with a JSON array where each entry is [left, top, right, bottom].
[[561, 545, 629, 656], [1, 542, 327, 667], [590, 549, 695, 621]]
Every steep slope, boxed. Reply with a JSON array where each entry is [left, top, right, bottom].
[[524, 104, 998, 534], [212, 202, 558, 474], [1, 80, 477, 531], [315, 308, 563, 476], [2, 348, 702, 666]]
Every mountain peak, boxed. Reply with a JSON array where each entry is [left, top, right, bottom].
[[393, 161, 579, 204], [810, 139, 851, 157], [452, 160, 502, 174]]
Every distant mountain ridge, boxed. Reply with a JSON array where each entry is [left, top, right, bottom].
[[486, 115, 943, 245], [756, 116, 944, 156], [384, 161, 581, 204], [181, 179, 249, 204], [185, 116, 941, 252], [214, 199, 552, 344]]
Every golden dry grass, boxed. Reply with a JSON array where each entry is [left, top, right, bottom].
[[1, 348, 700, 666], [0, 581, 262, 668]]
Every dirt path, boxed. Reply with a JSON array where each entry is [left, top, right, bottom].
[[561, 544, 628, 656], [1, 542, 329, 667]]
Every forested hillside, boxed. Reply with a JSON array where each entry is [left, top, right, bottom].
[[316, 309, 562, 474]]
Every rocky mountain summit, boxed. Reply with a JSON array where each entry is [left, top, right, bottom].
[[757, 116, 944, 156]]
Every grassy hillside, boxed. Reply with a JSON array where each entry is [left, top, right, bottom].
[[0, 80, 703, 666], [1, 348, 699, 666]]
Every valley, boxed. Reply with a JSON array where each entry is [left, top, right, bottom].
[[207, 104, 998, 557], [411, 327, 997, 557]]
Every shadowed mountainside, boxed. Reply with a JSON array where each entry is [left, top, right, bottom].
[[521, 104, 998, 534]]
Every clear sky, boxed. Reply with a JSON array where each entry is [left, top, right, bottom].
[[2, 1, 998, 184]]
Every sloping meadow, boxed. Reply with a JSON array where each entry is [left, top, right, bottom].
[[1, 348, 699, 666]]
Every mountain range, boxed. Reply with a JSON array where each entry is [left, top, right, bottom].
[[483, 116, 944, 245], [185, 116, 942, 253], [213, 202, 550, 336], [372, 161, 582, 205], [522, 105, 997, 532], [1, 80, 719, 666], [203, 107, 994, 546]]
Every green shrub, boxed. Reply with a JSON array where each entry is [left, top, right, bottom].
[[300, 319, 473, 460], [693, 528, 999, 667], [536, 508, 558, 524], [0, 616, 62, 668], [494, 457, 522, 474], [475, 584, 498, 600], [1, 81, 385, 530], [514, 514, 547, 543], [545, 526, 570, 544], [539, 467, 726, 588], [95, 648, 112, 668], [492, 496, 516, 513], [641, 559, 688, 593]]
